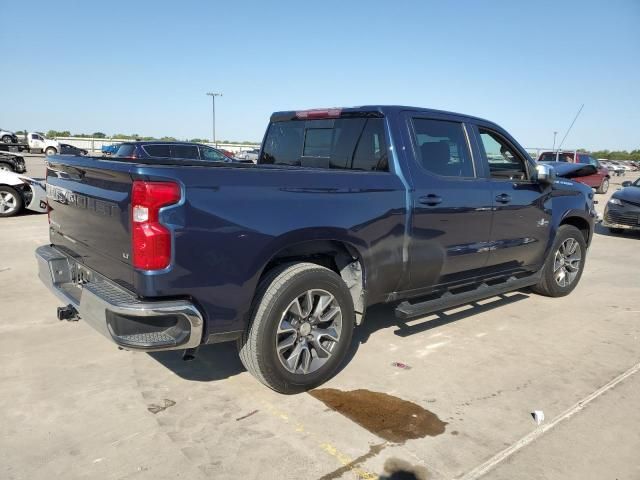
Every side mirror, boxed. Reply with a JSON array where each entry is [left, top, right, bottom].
[[536, 164, 556, 184], [621, 181, 632, 187]]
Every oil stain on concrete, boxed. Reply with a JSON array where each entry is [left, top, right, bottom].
[[309, 388, 447, 443]]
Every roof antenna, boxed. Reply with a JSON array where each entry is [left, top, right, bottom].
[[555, 104, 584, 161]]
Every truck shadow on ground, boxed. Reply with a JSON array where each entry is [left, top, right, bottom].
[[148, 341, 245, 382], [149, 290, 530, 383], [340, 291, 530, 373]]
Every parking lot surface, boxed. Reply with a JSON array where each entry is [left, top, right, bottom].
[[1, 157, 639, 480]]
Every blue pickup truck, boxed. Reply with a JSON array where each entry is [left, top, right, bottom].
[[37, 106, 596, 393]]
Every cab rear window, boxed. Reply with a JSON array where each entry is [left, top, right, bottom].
[[115, 144, 135, 157], [260, 118, 388, 171], [143, 144, 171, 157]]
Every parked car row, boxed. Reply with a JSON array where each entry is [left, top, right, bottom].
[[599, 160, 639, 176], [111, 141, 253, 164]]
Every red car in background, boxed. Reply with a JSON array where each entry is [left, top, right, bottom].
[[538, 151, 610, 193]]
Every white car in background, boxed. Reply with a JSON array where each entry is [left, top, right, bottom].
[[0, 170, 47, 217], [235, 148, 260, 162]]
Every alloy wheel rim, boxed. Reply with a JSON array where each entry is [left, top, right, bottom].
[[0, 191, 18, 214], [276, 289, 342, 375], [553, 238, 582, 287]]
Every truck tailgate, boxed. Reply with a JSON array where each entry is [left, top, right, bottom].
[[46, 156, 135, 290]]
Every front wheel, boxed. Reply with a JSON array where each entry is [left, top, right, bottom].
[[532, 225, 587, 297], [45, 147, 57, 156], [1, 135, 12, 144], [596, 177, 609, 194], [238, 262, 355, 394]]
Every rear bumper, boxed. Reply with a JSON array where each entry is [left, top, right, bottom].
[[36, 245, 203, 351]]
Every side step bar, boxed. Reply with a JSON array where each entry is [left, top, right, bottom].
[[395, 273, 541, 320]]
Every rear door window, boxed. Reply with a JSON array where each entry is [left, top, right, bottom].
[[260, 117, 388, 171], [143, 144, 172, 157], [411, 118, 474, 178]]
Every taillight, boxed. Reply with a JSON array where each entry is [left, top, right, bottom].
[[131, 180, 181, 270]]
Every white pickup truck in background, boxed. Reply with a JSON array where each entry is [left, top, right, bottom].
[[25, 132, 61, 155], [0, 132, 61, 155]]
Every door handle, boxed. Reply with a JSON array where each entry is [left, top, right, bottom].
[[495, 193, 511, 204], [419, 194, 443, 206]]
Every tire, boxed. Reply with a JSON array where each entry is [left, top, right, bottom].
[[532, 225, 587, 297], [0, 162, 14, 172], [238, 262, 355, 394], [608, 228, 624, 234], [1, 135, 12, 144], [0, 186, 24, 217], [45, 147, 57, 156], [596, 177, 609, 194]]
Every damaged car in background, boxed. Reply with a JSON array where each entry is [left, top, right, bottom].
[[0, 152, 27, 173], [0, 170, 47, 217], [603, 177, 640, 234]]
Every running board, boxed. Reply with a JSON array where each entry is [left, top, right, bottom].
[[394, 273, 541, 320]]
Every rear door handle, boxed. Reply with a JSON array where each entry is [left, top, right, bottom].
[[495, 193, 511, 204], [419, 194, 443, 206]]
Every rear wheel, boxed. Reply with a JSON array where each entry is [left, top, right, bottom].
[[0, 162, 14, 172], [2, 135, 12, 144], [0, 186, 23, 217], [596, 177, 609, 194], [532, 225, 586, 297], [238, 262, 355, 394], [45, 147, 57, 156]]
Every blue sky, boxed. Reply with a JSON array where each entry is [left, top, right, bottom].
[[1, 0, 638, 150]]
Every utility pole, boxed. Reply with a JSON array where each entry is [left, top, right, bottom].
[[206, 92, 222, 146], [553, 131, 558, 161]]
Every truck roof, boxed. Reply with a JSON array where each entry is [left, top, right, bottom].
[[270, 105, 501, 128]]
